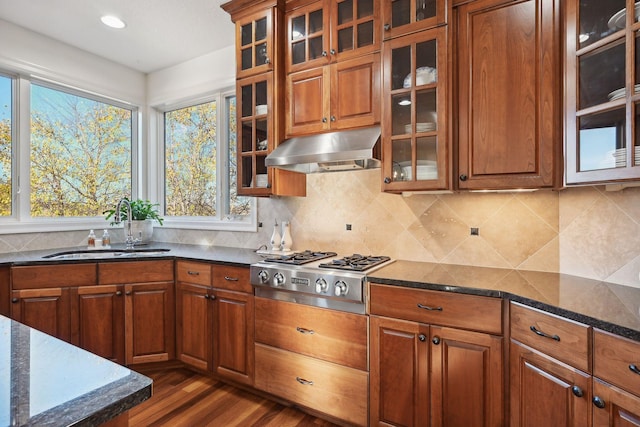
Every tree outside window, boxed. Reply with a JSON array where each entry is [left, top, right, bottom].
[[0, 75, 11, 216]]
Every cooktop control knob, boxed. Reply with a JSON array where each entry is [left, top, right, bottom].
[[315, 278, 328, 293], [334, 280, 348, 297], [273, 272, 285, 287], [258, 270, 269, 283]]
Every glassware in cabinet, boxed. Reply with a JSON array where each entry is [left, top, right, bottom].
[[382, 27, 448, 191]]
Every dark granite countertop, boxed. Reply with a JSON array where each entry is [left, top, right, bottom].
[[368, 261, 640, 342], [0, 315, 151, 426]]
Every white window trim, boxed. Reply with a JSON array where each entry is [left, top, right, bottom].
[[153, 89, 257, 232]]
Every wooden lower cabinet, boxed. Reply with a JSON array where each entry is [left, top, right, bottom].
[[176, 282, 213, 371], [11, 287, 71, 342], [71, 285, 125, 364], [255, 343, 368, 426], [592, 378, 640, 426], [370, 316, 503, 427], [510, 340, 591, 427], [213, 288, 254, 385]]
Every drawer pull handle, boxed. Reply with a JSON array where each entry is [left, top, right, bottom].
[[296, 327, 315, 335], [296, 377, 314, 386], [187, 271, 200, 276], [417, 303, 443, 311], [530, 325, 560, 341], [224, 276, 239, 281], [629, 364, 640, 375]]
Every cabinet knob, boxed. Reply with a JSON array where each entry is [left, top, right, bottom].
[[204, 294, 210, 299], [11, 298, 18, 303], [330, 116, 336, 122], [571, 386, 583, 397], [630, 364, 640, 375], [125, 291, 132, 296], [265, 57, 271, 64], [384, 23, 390, 31], [322, 117, 327, 123], [384, 177, 391, 184], [432, 336, 441, 345], [418, 334, 426, 342], [592, 396, 606, 409], [116, 291, 122, 296], [330, 49, 336, 55], [459, 174, 468, 181], [322, 51, 328, 57]]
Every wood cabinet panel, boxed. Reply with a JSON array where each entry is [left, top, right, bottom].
[[455, 0, 560, 189], [255, 343, 368, 426], [511, 302, 590, 373], [430, 325, 503, 426], [212, 264, 252, 293], [12, 264, 97, 289], [510, 340, 591, 427], [0, 267, 9, 317], [11, 287, 71, 342], [594, 329, 640, 397], [176, 261, 211, 286], [176, 282, 212, 371], [213, 289, 254, 385], [125, 281, 175, 364], [593, 378, 640, 426], [70, 285, 125, 364], [286, 66, 329, 135], [369, 283, 502, 334], [99, 260, 174, 284], [255, 297, 367, 370], [369, 315, 429, 427]]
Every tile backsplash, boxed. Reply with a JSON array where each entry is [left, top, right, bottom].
[[2, 169, 640, 288]]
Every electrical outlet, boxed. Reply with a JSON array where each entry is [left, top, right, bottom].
[[470, 227, 479, 236], [346, 224, 352, 231]]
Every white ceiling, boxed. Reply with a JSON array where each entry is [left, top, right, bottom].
[[0, 0, 236, 73]]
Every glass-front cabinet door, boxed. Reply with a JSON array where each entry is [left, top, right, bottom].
[[235, 8, 274, 79], [566, 0, 640, 184], [382, 27, 448, 192], [286, 1, 330, 73], [330, 0, 380, 61], [237, 74, 273, 196], [381, 0, 446, 40]]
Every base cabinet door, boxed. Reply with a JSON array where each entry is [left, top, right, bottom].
[[71, 285, 125, 364], [592, 379, 640, 426], [125, 281, 175, 365], [11, 288, 71, 342], [510, 340, 591, 427], [176, 282, 213, 371], [213, 288, 254, 386], [370, 315, 429, 427], [430, 326, 503, 427]]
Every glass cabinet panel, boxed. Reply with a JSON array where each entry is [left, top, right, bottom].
[[578, 42, 625, 109], [384, 0, 441, 39], [335, 0, 375, 54], [578, 108, 625, 171], [578, 0, 626, 49], [236, 11, 272, 78]]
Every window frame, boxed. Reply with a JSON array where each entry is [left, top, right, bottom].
[[154, 88, 257, 232]]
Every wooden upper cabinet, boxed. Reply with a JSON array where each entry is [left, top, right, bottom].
[[455, 0, 561, 190], [381, 0, 448, 40], [286, 52, 381, 135], [565, 0, 640, 185], [285, 0, 380, 74], [381, 27, 449, 192], [235, 8, 275, 79]]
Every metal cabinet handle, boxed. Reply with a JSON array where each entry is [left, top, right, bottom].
[[418, 334, 426, 342], [125, 291, 132, 296], [322, 117, 327, 123], [630, 364, 640, 375], [592, 396, 605, 409], [529, 325, 560, 341], [296, 376, 314, 386], [265, 57, 271, 64], [459, 174, 468, 181], [432, 336, 441, 345], [204, 294, 210, 299], [330, 116, 336, 122], [322, 51, 328, 57], [11, 298, 18, 303], [296, 327, 315, 335], [187, 271, 200, 276], [417, 303, 443, 311], [224, 276, 239, 282], [384, 23, 390, 31], [330, 49, 336, 55], [116, 291, 122, 296], [384, 177, 391, 184], [572, 386, 583, 397]]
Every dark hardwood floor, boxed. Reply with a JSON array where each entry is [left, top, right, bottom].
[[128, 367, 340, 427]]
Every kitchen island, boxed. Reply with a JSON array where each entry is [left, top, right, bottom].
[[0, 314, 151, 426]]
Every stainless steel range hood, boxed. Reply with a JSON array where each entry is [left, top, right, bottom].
[[265, 126, 381, 173]]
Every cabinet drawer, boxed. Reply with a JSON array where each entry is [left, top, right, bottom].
[[369, 283, 502, 335], [594, 329, 640, 396], [255, 297, 367, 370], [176, 261, 211, 286], [212, 265, 251, 293], [255, 343, 368, 426], [99, 260, 174, 284], [510, 302, 590, 372], [12, 264, 97, 289]]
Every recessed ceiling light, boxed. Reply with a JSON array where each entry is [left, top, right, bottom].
[[101, 15, 126, 29]]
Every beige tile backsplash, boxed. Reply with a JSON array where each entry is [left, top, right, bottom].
[[3, 169, 640, 288]]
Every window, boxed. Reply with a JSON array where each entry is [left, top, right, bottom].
[[0, 75, 11, 217], [162, 91, 254, 230], [30, 83, 133, 217]]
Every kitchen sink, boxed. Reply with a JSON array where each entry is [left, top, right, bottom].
[[42, 248, 171, 260]]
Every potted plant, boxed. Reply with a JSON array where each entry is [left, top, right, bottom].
[[104, 198, 164, 243]]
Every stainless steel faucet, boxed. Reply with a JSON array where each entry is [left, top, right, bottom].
[[115, 198, 138, 250]]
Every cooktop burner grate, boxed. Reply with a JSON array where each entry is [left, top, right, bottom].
[[264, 250, 337, 265], [319, 254, 391, 271]]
